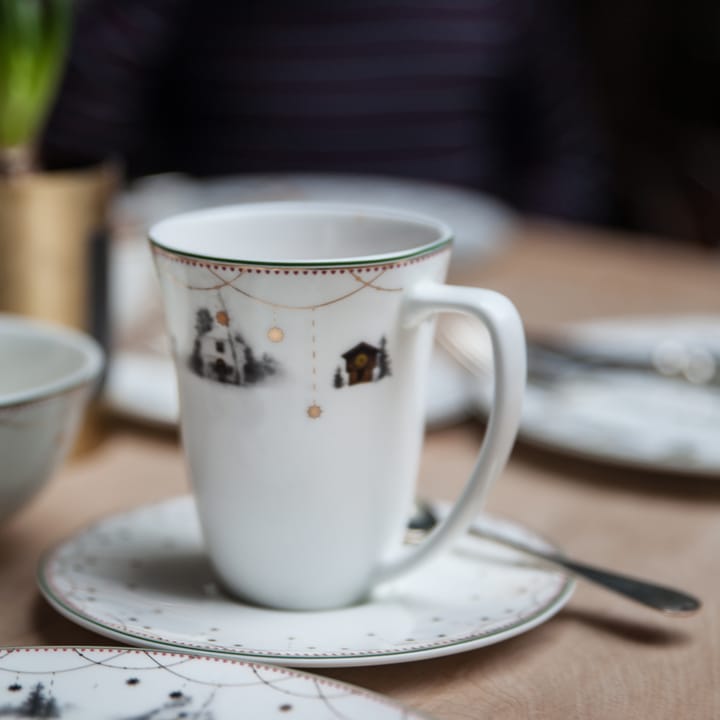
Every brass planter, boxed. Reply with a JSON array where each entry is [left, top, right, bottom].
[[0, 163, 117, 338], [0, 163, 118, 453]]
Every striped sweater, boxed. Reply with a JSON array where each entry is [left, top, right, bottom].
[[41, 0, 608, 221]]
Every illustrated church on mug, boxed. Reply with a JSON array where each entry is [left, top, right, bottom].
[[190, 308, 279, 386], [196, 326, 246, 384]]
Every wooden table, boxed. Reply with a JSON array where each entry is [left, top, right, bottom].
[[2, 221, 719, 719]]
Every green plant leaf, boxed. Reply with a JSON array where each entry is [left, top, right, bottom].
[[0, 0, 72, 153]]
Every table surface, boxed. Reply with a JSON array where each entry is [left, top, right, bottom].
[[3, 221, 720, 719]]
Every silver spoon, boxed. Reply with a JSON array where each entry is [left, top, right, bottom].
[[409, 501, 701, 616]]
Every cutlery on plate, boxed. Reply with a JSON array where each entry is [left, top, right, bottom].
[[437, 314, 720, 387], [527, 336, 719, 386], [408, 501, 701, 616]]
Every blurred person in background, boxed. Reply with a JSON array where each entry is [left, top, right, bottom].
[[578, 0, 720, 247], [40, 0, 610, 225]]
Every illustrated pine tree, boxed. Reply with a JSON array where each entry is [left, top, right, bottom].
[[259, 353, 278, 379], [20, 683, 45, 715], [195, 308, 213, 336], [377, 336, 392, 379], [333, 367, 344, 388], [243, 345, 259, 384], [18, 683, 59, 718], [190, 308, 214, 375], [190, 340, 202, 375]]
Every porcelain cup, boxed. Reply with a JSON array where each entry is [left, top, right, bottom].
[[150, 202, 526, 610], [0, 314, 104, 524]]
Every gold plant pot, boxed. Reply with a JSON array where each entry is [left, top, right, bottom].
[[0, 163, 117, 335], [0, 163, 118, 454]]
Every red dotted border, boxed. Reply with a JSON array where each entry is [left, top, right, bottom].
[[151, 244, 449, 274]]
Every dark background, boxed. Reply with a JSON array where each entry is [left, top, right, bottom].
[[576, 0, 720, 246]]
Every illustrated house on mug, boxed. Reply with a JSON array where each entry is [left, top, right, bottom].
[[197, 329, 246, 384], [341, 341, 380, 385]]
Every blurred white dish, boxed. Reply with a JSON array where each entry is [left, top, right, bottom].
[[105, 351, 176, 428], [454, 314, 720, 476], [0, 315, 104, 523], [106, 173, 511, 428], [113, 172, 514, 260], [0, 647, 431, 719]]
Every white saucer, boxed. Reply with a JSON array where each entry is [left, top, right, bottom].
[[0, 647, 430, 719], [38, 496, 573, 668]]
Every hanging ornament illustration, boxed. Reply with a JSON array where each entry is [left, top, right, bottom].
[[157, 250, 409, 419], [267, 326, 284, 342], [267, 308, 285, 343], [307, 404, 322, 419], [307, 310, 322, 419]]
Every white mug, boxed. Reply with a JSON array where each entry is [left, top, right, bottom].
[[150, 202, 526, 610]]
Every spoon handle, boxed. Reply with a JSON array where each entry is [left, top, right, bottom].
[[473, 526, 701, 616]]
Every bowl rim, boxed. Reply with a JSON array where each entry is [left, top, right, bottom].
[[0, 314, 105, 408]]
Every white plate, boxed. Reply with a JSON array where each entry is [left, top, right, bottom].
[[0, 647, 431, 719], [463, 314, 720, 476], [38, 496, 573, 668], [105, 173, 511, 429]]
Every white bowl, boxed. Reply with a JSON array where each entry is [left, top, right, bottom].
[[0, 315, 104, 523]]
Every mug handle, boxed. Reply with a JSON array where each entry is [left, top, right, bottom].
[[374, 282, 526, 583]]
